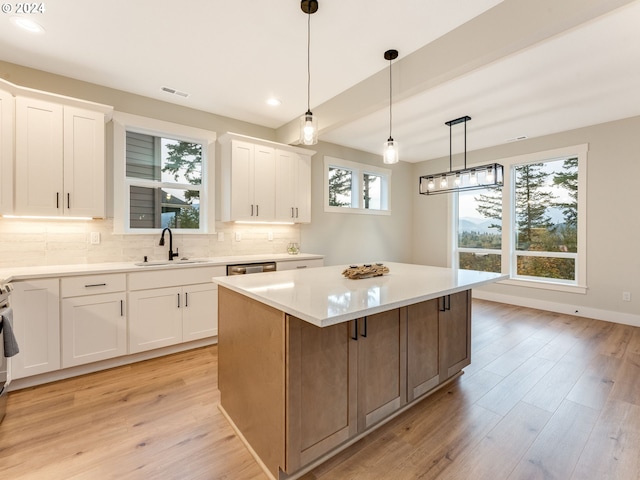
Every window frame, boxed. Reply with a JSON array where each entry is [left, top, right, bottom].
[[323, 156, 392, 215], [112, 112, 216, 234], [454, 144, 588, 293]]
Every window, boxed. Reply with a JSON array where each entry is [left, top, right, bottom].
[[113, 113, 216, 234], [455, 144, 587, 292], [324, 157, 391, 214], [126, 132, 203, 230]]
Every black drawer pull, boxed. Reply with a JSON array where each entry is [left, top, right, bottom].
[[85, 283, 107, 288]]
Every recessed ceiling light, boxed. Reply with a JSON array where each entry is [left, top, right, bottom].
[[11, 16, 45, 34], [266, 97, 282, 107]]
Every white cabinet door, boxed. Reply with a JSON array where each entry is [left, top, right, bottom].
[[252, 144, 276, 220], [296, 154, 312, 223], [15, 97, 106, 218], [63, 106, 105, 218], [275, 149, 298, 222], [15, 96, 64, 216], [0, 88, 14, 215], [61, 292, 126, 368], [11, 279, 60, 379], [229, 140, 253, 221], [128, 287, 182, 354], [183, 283, 218, 342]]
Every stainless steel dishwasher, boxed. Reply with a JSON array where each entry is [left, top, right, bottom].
[[226, 261, 277, 275]]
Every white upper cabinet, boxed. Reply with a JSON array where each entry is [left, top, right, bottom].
[[219, 133, 315, 223], [15, 97, 106, 217], [0, 87, 14, 215]]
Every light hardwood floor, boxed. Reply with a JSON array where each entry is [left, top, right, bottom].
[[1, 300, 640, 479]]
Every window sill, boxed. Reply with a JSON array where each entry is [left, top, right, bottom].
[[500, 277, 587, 294]]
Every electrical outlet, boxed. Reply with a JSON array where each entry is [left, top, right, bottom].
[[90, 232, 100, 245], [217, 232, 224, 242], [268, 231, 273, 241], [235, 232, 241, 241], [623, 291, 631, 302]]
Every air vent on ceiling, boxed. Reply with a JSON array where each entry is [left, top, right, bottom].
[[161, 86, 190, 98]]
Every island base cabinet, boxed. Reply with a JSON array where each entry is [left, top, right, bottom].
[[356, 310, 407, 431], [286, 318, 357, 472], [439, 290, 471, 381], [407, 299, 440, 402]]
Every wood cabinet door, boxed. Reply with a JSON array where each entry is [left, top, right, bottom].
[[11, 279, 61, 379], [61, 292, 126, 368], [15, 96, 64, 216], [407, 299, 440, 402], [63, 106, 105, 218], [182, 283, 218, 341], [286, 316, 357, 473], [356, 309, 406, 432], [439, 290, 471, 381], [128, 287, 182, 354]]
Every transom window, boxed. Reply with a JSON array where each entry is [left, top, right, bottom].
[[456, 144, 587, 292], [324, 157, 391, 215]]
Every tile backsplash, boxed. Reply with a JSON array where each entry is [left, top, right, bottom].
[[0, 218, 302, 267]]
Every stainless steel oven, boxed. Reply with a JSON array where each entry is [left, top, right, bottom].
[[226, 261, 277, 275]]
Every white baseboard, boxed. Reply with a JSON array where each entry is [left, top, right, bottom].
[[472, 290, 640, 328]]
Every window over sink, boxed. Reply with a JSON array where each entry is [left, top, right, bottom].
[[112, 112, 216, 234]]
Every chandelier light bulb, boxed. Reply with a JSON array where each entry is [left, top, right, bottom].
[[470, 170, 478, 185], [440, 176, 448, 188], [454, 173, 461, 186], [486, 167, 494, 182], [383, 138, 399, 164]]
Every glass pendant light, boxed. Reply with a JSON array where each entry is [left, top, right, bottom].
[[383, 49, 399, 164], [299, 1, 319, 145]]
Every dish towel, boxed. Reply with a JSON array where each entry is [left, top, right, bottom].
[[0, 307, 19, 357]]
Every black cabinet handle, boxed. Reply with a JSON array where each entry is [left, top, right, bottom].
[[256, 204, 259, 216], [351, 319, 358, 341], [177, 293, 181, 308], [56, 192, 59, 208], [251, 204, 254, 216], [84, 283, 107, 288], [67, 193, 70, 209], [185, 292, 188, 307], [361, 318, 368, 338], [120, 300, 124, 317], [440, 295, 452, 312], [296, 207, 299, 218]]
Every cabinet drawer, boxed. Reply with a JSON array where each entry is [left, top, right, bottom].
[[61, 273, 126, 298], [128, 265, 226, 291], [276, 259, 324, 271]]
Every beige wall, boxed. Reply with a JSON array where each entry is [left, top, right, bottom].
[[300, 142, 414, 266], [412, 115, 640, 324]]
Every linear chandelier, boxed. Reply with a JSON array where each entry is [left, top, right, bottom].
[[419, 116, 504, 195]]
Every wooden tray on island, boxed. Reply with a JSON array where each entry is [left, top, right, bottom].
[[342, 263, 389, 279]]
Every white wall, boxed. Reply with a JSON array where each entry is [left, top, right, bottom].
[[412, 115, 640, 325]]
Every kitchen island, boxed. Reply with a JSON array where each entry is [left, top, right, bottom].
[[213, 262, 506, 480]]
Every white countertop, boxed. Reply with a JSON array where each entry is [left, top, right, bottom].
[[213, 262, 507, 327], [0, 253, 323, 282]]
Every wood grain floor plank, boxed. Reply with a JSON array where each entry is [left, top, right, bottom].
[[2, 300, 640, 480]]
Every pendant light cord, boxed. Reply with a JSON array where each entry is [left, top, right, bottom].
[[389, 56, 393, 139], [307, 9, 311, 113]]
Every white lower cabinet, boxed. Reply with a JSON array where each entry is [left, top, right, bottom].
[[128, 287, 183, 354], [60, 274, 127, 368], [182, 282, 218, 342], [128, 266, 223, 354], [11, 279, 60, 379]]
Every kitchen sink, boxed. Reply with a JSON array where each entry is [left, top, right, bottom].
[[133, 259, 210, 267]]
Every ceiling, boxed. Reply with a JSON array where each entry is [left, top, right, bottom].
[[1, 0, 639, 163]]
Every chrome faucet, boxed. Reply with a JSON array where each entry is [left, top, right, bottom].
[[159, 227, 179, 261]]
